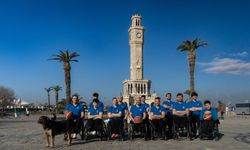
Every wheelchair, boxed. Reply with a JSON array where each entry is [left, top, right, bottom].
[[106, 118, 126, 141], [149, 119, 168, 140], [128, 120, 148, 141], [63, 118, 84, 141], [82, 119, 107, 141], [188, 115, 201, 139], [173, 115, 191, 140], [200, 119, 220, 141]]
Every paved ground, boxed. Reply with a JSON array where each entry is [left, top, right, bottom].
[[0, 115, 250, 150]]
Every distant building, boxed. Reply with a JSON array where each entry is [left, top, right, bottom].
[[123, 14, 156, 107]]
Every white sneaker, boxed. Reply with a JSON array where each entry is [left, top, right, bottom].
[[90, 131, 96, 135], [72, 133, 77, 139]]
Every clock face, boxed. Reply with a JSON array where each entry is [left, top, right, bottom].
[[136, 32, 141, 38]]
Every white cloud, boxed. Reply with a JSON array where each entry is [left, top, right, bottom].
[[198, 57, 250, 75], [227, 51, 248, 57]]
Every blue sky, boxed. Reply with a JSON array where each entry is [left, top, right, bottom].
[[0, 0, 249, 105]]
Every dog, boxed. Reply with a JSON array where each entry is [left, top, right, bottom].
[[37, 116, 72, 148]]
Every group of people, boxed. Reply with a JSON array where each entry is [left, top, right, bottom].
[[64, 92, 219, 140]]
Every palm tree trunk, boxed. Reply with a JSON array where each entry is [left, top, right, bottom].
[[64, 63, 71, 104], [55, 92, 59, 113], [188, 50, 196, 94], [47, 93, 50, 111]]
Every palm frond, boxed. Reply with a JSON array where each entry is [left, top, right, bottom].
[[177, 38, 207, 52]]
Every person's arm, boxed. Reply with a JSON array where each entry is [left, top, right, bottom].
[[163, 104, 171, 109], [64, 104, 69, 112], [112, 112, 122, 117], [174, 108, 189, 116], [88, 112, 97, 119], [125, 109, 129, 120], [80, 106, 85, 118], [81, 111, 85, 119], [193, 102, 203, 111], [151, 111, 165, 119], [212, 109, 218, 121], [200, 110, 204, 121], [142, 112, 146, 120], [129, 112, 134, 122], [95, 112, 103, 119], [108, 112, 113, 118], [124, 104, 129, 120], [149, 112, 154, 119], [160, 111, 165, 119]]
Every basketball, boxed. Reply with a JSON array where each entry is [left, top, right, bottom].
[[64, 110, 72, 120], [134, 116, 142, 123], [204, 111, 212, 120]]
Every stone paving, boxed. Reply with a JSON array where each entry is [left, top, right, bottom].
[[0, 115, 250, 150]]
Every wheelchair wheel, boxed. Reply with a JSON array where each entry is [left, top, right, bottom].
[[128, 123, 133, 141], [149, 123, 155, 140], [81, 124, 85, 140], [83, 126, 89, 141], [100, 122, 108, 141], [143, 123, 148, 141], [106, 122, 112, 141]]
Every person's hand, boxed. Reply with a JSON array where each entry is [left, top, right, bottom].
[[189, 107, 194, 111]]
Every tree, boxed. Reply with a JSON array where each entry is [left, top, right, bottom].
[[52, 85, 62, 113], [184, 89, 191, 101], [45, 87, 53, 110], [49, 50, 80, 104], [177, 38, 207, 93], [0, 86, 15, 117]]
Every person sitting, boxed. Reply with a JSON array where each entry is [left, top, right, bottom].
[[149, 97, 165, 137], [188, 92, 202, 139], [172, 93, 189, 138], [200, 100, 219, 140], [129, 97, 147, 133], [108, 97, 122, 138], [89, 92, 104, 111], [162, 93, 174, 138], [140, 95, 150, 137], [86, 99, 103, 134], [117, 96, 128, 121], [64, 94, 85, 139]]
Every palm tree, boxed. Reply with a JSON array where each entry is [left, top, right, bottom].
[[49, 50, 79, 104], [177, 38, 207, 94], [52, 85, 62, 113], [45, 87, 53, 110]]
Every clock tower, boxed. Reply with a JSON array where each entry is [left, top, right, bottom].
[[129, 14, 144, 80], [123, 14, 154, 106]]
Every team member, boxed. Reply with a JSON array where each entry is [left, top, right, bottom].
[[172, 93, 189, 137], [86, 99, 103, 133], [108, 97, 122, 138], [188, 92, 202, 138], [64, 94, 85, 138], [130, 97, 147, 133], [89, 92, 104, 112], [117, 96, 128, 121], [149, 97, 165, 136], [141, 95, 150, 137], [162, 93, 174, 137], [200, 100, 218, 139]]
